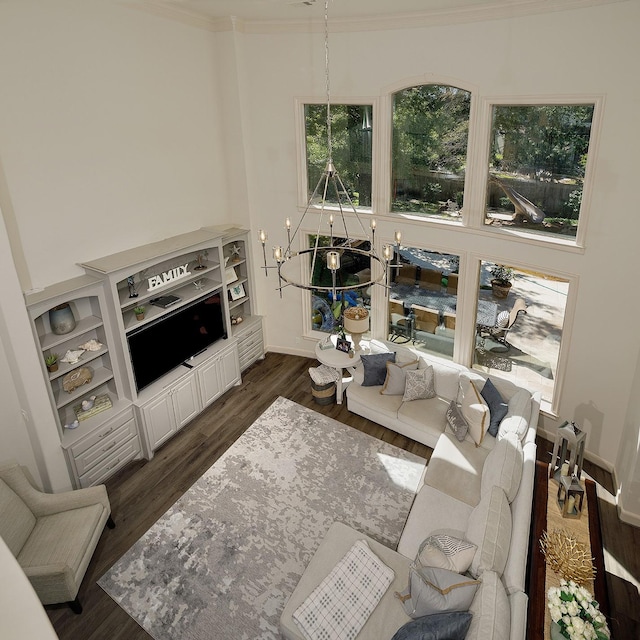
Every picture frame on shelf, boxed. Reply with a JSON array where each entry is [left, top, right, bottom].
[[229, 283, 246, 301], [336, 337, 351, 353], [225, 266, 238, 284]]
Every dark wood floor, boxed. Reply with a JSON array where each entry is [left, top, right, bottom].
[[47, 352, 639, 640]]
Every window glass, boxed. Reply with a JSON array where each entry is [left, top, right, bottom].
[[486, 104, 594, 239], [392, 85, 471, 219], [474, 261, 568, 404], [388, 246, 460, 359], [305, 104, 372, 209], [309, 235, 371, 334]]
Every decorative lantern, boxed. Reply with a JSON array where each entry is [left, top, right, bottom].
[[549, 421, 586, 481], [557, 474, 585, 519]]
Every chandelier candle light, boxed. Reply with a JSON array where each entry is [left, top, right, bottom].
[[258, 0, 401, 302], [343, 306, 369, 351]]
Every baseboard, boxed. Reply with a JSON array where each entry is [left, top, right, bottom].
[[617, 493, 640, 527], [266, 345, 315, 359]]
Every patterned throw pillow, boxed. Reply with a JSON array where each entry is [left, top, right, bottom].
[[446, 401, 468, 442], [391, 612, 473, 640], [416, 534, 477, 574], [402, 366, 436, 402]]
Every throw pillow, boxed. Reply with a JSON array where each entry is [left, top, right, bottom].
[[416, 534, 477, 574], [293, 539, 395, 640], [390, 611, 473, 640], [402, 366, 436, 402], [480, 378, 508, 437], [396, 565, 480, 619], [480, 432, 523, 503], [459, 377, 490, 446], [446, 401, 468, 442], [466, 571, 510, 640], [381, 359, 419, 395], [497, 388, 532, 442], [361, 352, 396, 386], [465, 486, 512, 578]]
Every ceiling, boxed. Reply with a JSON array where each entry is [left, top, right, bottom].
[[127, 0, 625, 31]]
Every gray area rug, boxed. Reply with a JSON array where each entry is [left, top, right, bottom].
[[99, 396, 425, 640]]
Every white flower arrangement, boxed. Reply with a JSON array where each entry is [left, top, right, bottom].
[[547, 580, 610, 640]]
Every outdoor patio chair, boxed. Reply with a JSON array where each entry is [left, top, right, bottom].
[[411, 304, 440, 335], [483, 297, 528, 345], [388, 299, 411, 342], [0, 462, 114, 614], [418, 267, 443, 291], [395, 264, 418, 286], [446, 273, 459, 295], [443, 310, 456, 331]]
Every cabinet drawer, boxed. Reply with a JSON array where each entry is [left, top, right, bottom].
[[70, 409, 136, 458], [73, 418, 138, 476], [238, 330, 263, 356], [78, 437, 141, 488], [239, 343, 264, 370]]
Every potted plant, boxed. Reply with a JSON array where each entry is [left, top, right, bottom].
[[490, 264, 513, 298], [134, 306, 146, 321], [45, 353, 59, 373]]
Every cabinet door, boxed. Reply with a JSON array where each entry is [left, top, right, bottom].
[[219, 345, 241, 392], [141, 394, 176, 450], [172, 375, 201, 429], [198, 357, 223, 408]]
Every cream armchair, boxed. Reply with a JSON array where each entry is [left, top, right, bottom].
[[0, 462, 113, 613]]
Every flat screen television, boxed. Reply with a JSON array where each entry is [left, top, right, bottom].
[[127, 293, 226, 392]]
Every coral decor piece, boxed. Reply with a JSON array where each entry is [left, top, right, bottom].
[[540, 528, 596, 586]]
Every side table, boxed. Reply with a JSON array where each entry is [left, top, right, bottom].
[[314, 335, 369, 404]]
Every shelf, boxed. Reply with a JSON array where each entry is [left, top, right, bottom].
[[53, 365, 114, 409], [39, 315, 104, 352], [48, 345, 109, 381], [118, 259, 220, 309], [122, 279, 224, 333]]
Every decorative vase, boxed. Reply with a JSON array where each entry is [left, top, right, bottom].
[[550, 621, 566, 640], [491, 280, 512, 299], [49, 303, 76, 335]]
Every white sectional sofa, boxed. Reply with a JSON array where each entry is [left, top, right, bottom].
[[280, 343, 541, 640]]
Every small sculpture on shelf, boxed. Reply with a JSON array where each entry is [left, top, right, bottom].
[[81, 395, 97, 411], [61, 349, 85, 364], [127, 276, 138, 298], [230, 315, 244, 325], [78, 339, 103, 352], [194, 250, 208, 271], [62, 367, 93, 393], [64, 419, 79, 430], [229, 244, 242, 263]]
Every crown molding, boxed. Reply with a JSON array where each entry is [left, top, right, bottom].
[[122, 0, 630, 34]]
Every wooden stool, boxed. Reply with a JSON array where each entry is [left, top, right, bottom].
[[549, 421, 586, 481]]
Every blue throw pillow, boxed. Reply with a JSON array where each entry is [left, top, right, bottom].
[[360, 352, 396, 386], [391, 611, 473, 640], [481, 378, 508, 437]]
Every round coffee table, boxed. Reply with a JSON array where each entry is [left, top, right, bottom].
[[314, 335, 369, 404]]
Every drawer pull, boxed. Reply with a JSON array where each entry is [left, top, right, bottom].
[[98, 427, 114, 439], [106, 458, 121, 471], [102, 441, 117, 452]]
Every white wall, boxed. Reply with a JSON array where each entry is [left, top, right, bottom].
[[241, 2, 640, 505], [0, 0, 230, 289]]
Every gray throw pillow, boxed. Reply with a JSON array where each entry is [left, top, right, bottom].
[[396, 565, 480, 619], [390, 612, 473, 640], [481, 378, 508, 437], [446, 401, 468, 442], [381, 359, 419, 395], [361, 352, 396, 386]]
